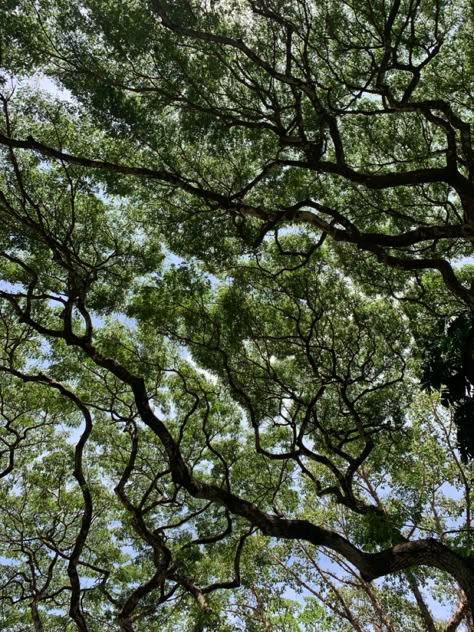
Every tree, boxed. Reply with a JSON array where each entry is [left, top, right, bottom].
[[0, 0, 473, 629]]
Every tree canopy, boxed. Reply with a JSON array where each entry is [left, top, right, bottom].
[[0, 0, 473, 629]]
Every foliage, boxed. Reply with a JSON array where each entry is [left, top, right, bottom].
[[0, 0, 473, 629], [420, 310, 474, 461]]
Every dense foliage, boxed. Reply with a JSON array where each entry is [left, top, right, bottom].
[[0, 0, 473, 629]]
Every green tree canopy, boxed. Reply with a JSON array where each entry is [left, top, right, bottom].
[[0, 0, 473, 629]]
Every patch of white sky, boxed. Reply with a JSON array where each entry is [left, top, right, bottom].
[[25, 72, 74, 103], [454, 255, 474, 268], [0, 279, 23, 294]]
